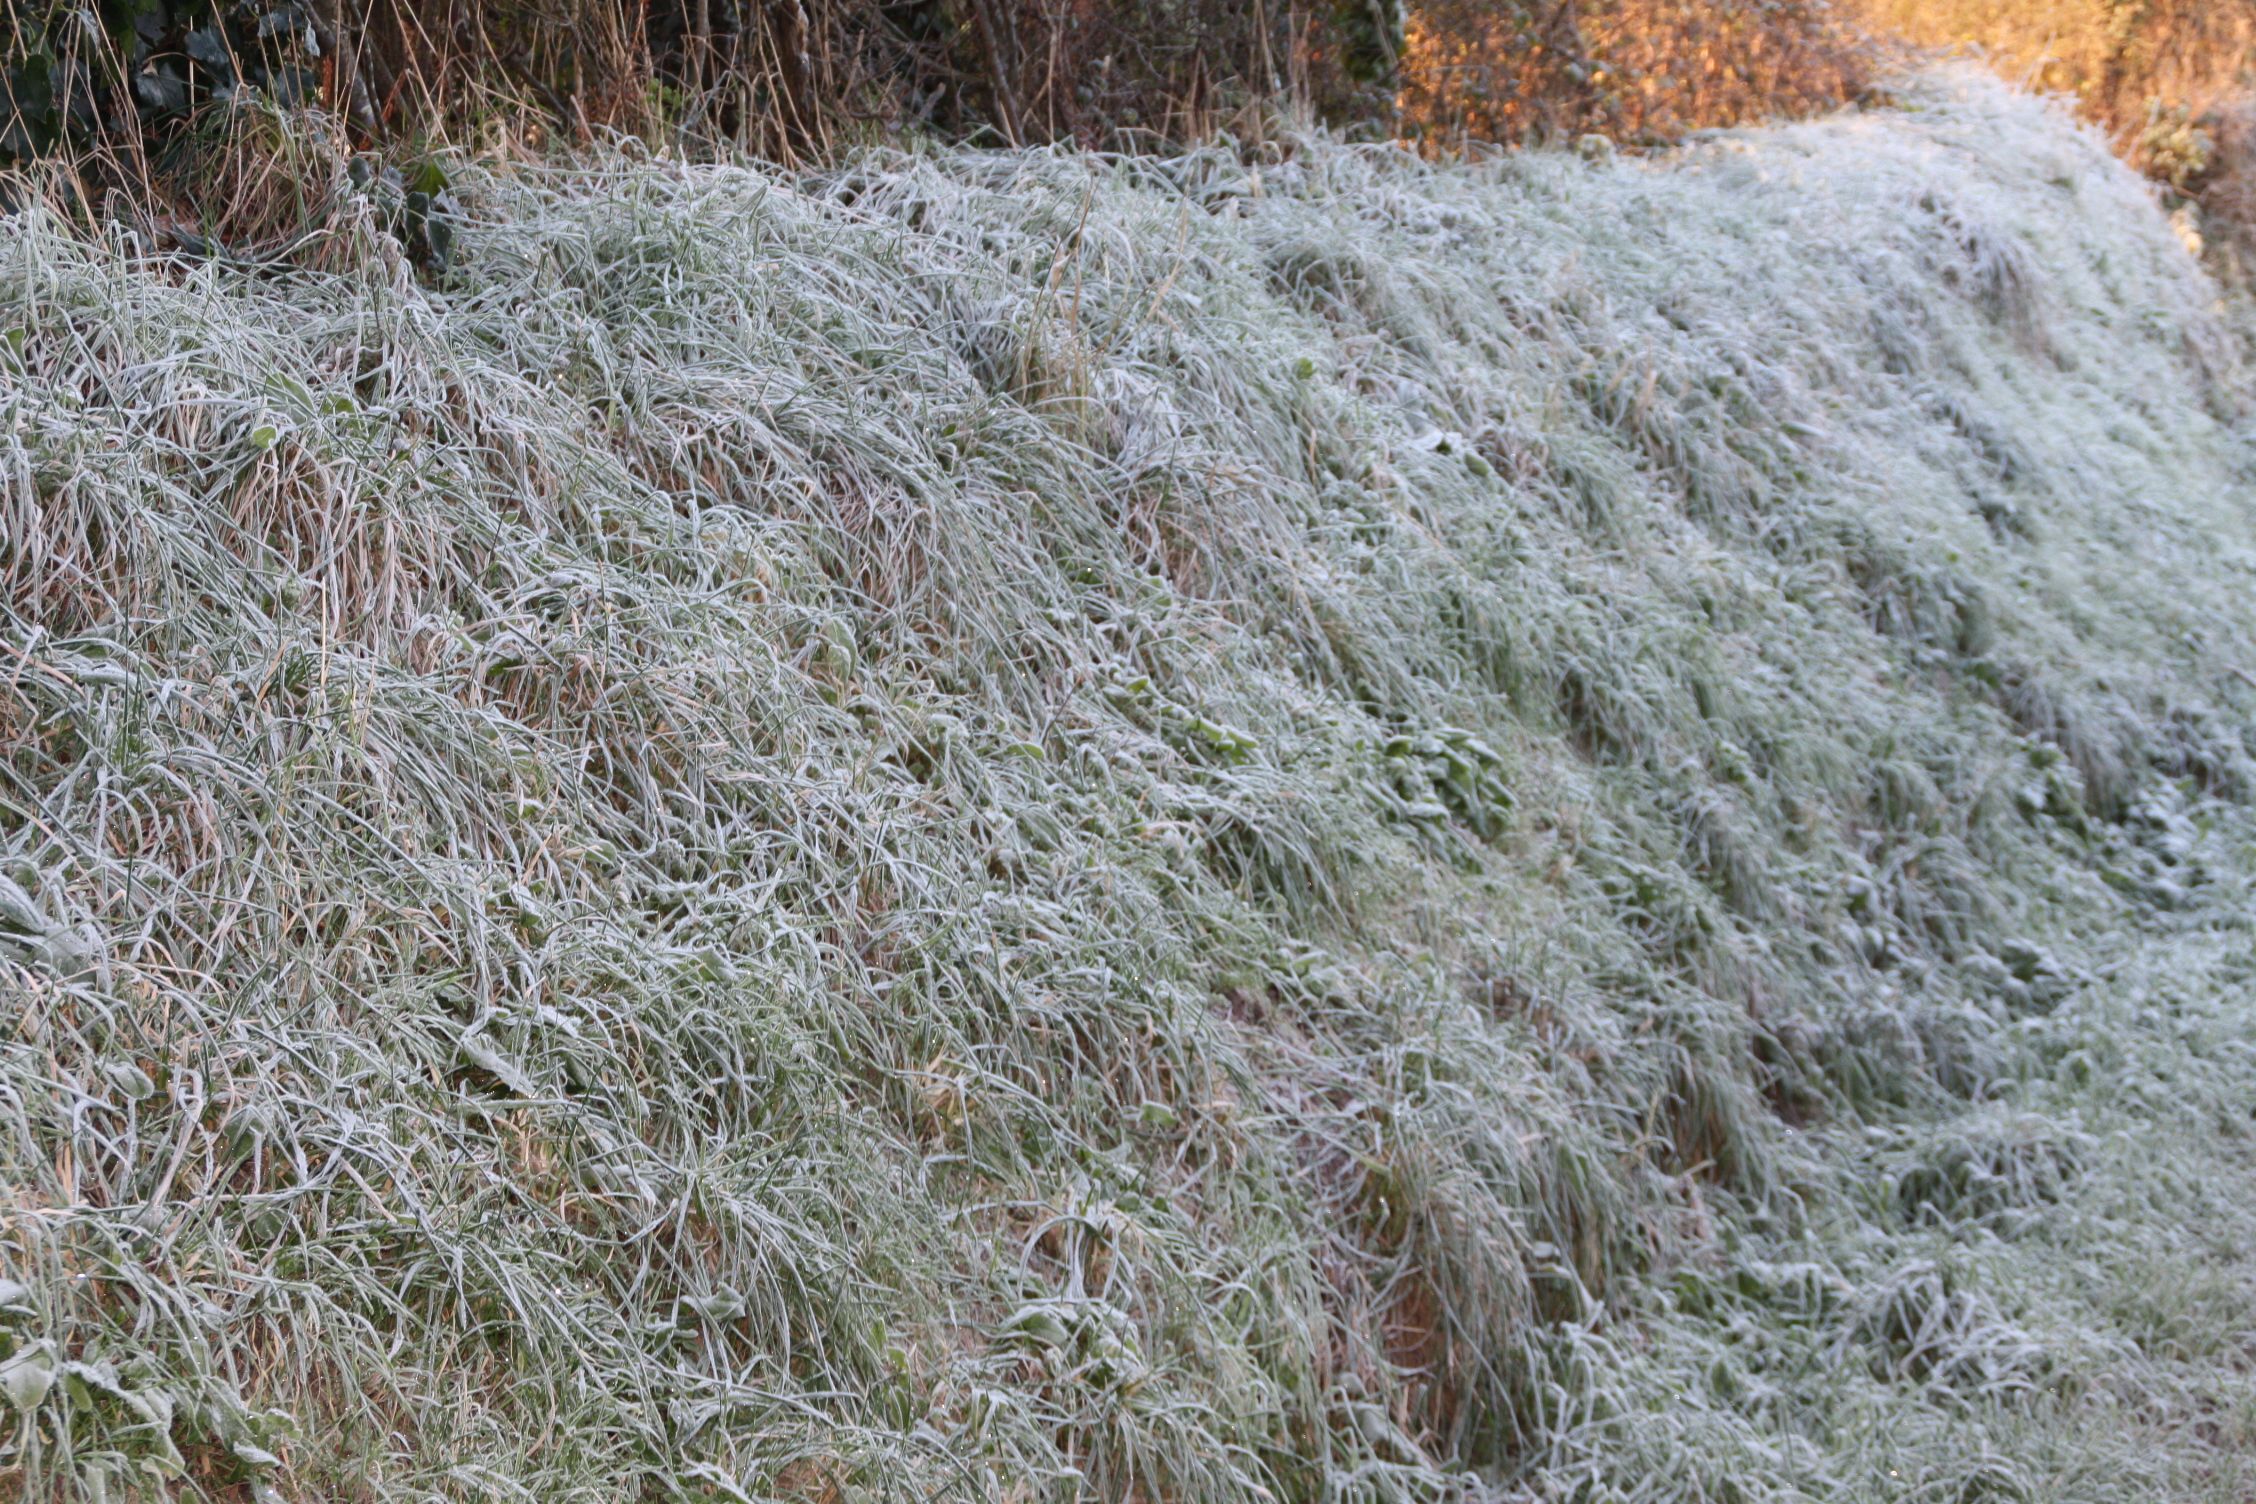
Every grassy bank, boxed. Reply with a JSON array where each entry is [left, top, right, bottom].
[[3, 68, 2255, 1502]]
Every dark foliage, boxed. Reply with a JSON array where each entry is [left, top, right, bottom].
[[2, 0, 1408, 167]]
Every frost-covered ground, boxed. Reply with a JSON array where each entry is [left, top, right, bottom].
[[2, 68, 2254, 1502]]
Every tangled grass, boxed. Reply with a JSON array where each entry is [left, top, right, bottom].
[[3, 66, 2256, 1502]]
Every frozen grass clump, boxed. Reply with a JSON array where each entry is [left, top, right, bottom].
[[3, 65, 2256, 1503]]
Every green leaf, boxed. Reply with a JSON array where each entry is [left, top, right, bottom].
[[232, 1442, 283, 1471], [103, 1060, 155, 1101], [0, 1343, 56, 1411]]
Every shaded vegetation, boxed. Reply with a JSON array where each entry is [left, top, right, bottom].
[[0, 0, 1408, 167]]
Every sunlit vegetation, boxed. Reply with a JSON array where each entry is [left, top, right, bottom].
[[1397, 0, 1871, 145]]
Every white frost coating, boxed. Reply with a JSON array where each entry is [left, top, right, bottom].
[[1, 66, 2253, 1504]]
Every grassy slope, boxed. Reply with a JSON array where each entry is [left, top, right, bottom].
[[2, 67, 2255, 1503]]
